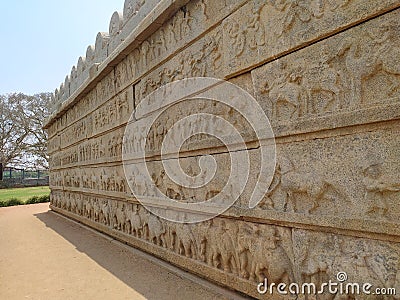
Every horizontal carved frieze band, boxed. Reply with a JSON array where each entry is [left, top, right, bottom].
[[45, 0, 400, 129], [50, 205, 264, 299], [48, 98, 400, 162], [223, 0, 400, 77], [45, 0, 248, 128], [50, 200, 400, 299], [251, 9, 400, 128], [50, 186, 400, 242]]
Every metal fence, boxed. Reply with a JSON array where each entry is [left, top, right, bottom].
[[2, 167, 49, 180], [0, 166, 49, 188]]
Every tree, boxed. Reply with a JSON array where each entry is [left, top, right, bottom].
[[24, 93, 52, 168], [0, 92, 51, 169], [0, 93, 31, 167]]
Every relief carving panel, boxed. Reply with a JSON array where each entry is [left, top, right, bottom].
[[50, 126, 125, 169], [293, 229, 400, 297], [50, 191, 400, 299], [136, 27, 224, 102], [252, 123, 400, 236], [251, 9, 400, 134], [223, 0, 400, 77]]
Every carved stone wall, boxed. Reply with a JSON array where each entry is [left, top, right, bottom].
[[45, 0, 400, 298]]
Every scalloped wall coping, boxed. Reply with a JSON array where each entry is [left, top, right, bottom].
[[44, 0, 189, 129]]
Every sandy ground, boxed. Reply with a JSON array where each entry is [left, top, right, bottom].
[[0, 203, 238, 300]]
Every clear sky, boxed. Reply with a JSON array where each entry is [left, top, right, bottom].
[[0, 0, 124, 95]]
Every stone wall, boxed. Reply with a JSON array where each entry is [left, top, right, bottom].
[[44, 0, 400, 298]]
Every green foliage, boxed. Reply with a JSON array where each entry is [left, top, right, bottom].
[[25, 195, 49, 204], [25, 196, 39, 204], [0, 92, 51, 168], [37, 195, 50, 203], [1, 198, 24, 207]]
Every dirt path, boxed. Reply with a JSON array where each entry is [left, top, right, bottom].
[[0, 203, 236, 300]]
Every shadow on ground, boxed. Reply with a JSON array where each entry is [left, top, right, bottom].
[[34, 210, 216, 300]]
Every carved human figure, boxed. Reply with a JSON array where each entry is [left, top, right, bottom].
[[247, 3, 265, 50], [181, 8, 194, 36], [264, 66, 306, 119], [91, 174, 99, 190], [129, 166, 149, 196], [363, 163, 400, 218], [156, 29, 167, 56], [271, 0, 312, 37], [197, 0, 207, 20], [302, 49, 342, 113], [366, 22, 400, 97], [141, 41, 152, 69], [118, 176, 126, 193], [225, 20, 246, 57], [309, 0, 351, 19]]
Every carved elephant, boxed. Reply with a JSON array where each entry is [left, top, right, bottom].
[[101, 200, 111, 226], [113, 202, 126, 231], [85, 199, 93, 219], [126, 204, 143, 237], [75, 197, 83, 215], [93, 199, 101, 222], [143, 212, 166, 247], [248, 227, 294, 284], [205, 220, 239, 275], [170, 223, 199, 259]]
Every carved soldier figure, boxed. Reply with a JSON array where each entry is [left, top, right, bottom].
[[363, 163, 400, 218]]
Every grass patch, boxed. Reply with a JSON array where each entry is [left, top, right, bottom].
[[0, 186, 50, 203]]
